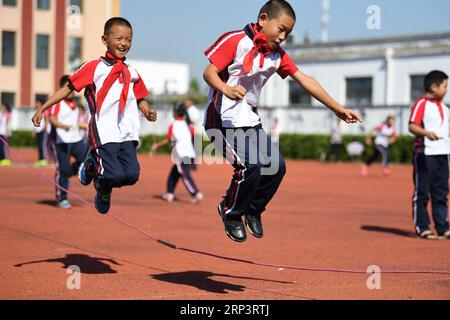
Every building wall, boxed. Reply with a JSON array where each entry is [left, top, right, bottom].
[[391, 54, 450, 104], [32, 1, 57, 102], [128, 60, 190, 96], [0, 0, 121, 108], [0, 1, 22, 107]]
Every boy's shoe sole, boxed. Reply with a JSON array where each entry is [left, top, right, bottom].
[[244, 214, 264, 239], [58, 200, 72, 210], [217, 205, 247, 243], [78, 161, 94, 186], [438, 231, 450, 240]]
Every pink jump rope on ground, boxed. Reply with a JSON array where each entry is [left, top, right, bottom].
[[1, 136, 450, 276]]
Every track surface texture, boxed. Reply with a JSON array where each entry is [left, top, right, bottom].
[[1, 149, 449, 300]]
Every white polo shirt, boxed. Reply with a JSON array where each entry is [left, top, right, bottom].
[[68, 53, 149, 149], [374, 124, 397, 148], [410, 96, 450, 155], [50, 99, 84, 144], [168, 118, 196, 159], [0, 111, 11, 137], [204, 23, 299, 129]]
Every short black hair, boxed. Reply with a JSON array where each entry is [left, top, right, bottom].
[[104, 17, 133, 35], [60, 75, 71, 88], [1, 102, 11, 112], [259, 0, 296, 20], [424, 70, 448, 93], [173, 103, 187, 118]]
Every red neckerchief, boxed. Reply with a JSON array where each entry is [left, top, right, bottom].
[[242, 24, 277, 75], [96, 51, 131, 115], [65, 99, 77, 110]]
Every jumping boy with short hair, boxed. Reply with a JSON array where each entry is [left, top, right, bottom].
[[32, 17, 157, 214], [203, 0, 362, 242], [409, 70, 450, 240]]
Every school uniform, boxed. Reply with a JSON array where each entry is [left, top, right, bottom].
[[409, 96, 450, 235], [34, 111, 48, 161], [0, 111, 11, 161], [204, 23, 298, 217], [50, 99, 87, 202], [365, 123, 397, 168], [166, 118, 200, 196], [68, 52, 149, 193]]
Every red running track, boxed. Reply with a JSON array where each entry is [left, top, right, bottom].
[[0, 149, 449, 299]]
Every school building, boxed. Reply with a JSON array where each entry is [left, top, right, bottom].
[[259, 32, 450, 135], [0, 0, 121, 109]]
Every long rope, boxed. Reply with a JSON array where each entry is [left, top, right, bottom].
[[2, 136, 450, 276]]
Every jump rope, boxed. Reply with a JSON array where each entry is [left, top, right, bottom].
[[1, 135, 450, 276]]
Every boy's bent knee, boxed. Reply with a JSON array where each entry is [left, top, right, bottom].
[[126, 171, 140, 186]]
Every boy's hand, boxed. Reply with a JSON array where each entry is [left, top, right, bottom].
[[32, 111, 43, 127], [425, 131, 440, 141], [144, 109, 157, 122], [223, 85, 247, 101], [335, 108, 362, 124], [149, 143, 159, 157]]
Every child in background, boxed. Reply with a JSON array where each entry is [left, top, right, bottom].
[[330, 118, 344, 162], [47, 76, 88, 209], [361, 116, 397, 177], [151, 103, 203, 204], [33, 99, 49, 167], [409, 70, 450, 240], [0, 102, 12, 167]]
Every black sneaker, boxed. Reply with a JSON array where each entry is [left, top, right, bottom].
[[438, 230, 450, 240], [245, 213, 263, 238], [95, 190, 111, 214], [78, 153, 95, 186], [217, 204, 247, 242]]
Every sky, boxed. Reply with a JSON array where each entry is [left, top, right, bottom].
[[121, 0, 450, 84]]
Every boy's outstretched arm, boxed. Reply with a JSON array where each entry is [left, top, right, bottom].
[[138, 99, 157, 122], [32, 84, 73, 127], [291, 70, 362, 124], [203, 64, 247, 100]]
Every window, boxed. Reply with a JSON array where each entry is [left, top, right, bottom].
[[289, 81, 311, 105], [68, 37, 82, 71], [35, 94, 49, 104], [410, 75, 426, 103], [37, 0, 50, 10], [2, 31, 16, 66], [3, 0, 17, 6], [69, 0, 83, 13], [346, 77, 373, 106], [1, 92, 15, 109], [36, 34, 49, 69]]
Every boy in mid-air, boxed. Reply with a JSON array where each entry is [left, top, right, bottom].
[[33, 17, 157, 214], [203, 0, 362, 242]]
